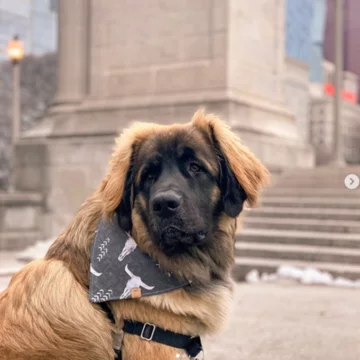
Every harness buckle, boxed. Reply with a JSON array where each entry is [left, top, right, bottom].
[[140, 323, 156, 341]]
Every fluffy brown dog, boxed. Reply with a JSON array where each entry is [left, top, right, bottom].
[[0, 110, 269, 360]]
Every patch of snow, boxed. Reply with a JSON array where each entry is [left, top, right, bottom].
[[245, 265, 360, 289], [333, 277, 355, 288], [0, 239, 55, 292], [0, 266, 22, 276], [299, 267, 333, 286], [0, 276, 11, 292], [261, 272, 277, 282], [245, 269, 260, 283], [16, 238, 55, 262], [277, 265, 304, 280]]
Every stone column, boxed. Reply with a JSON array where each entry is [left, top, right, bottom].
[[227, 0, 293, 131], [225, 0, 313, 168], [54, 0, 89, 104]]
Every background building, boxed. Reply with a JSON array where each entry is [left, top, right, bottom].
[[0, 0, 359, 288], [283, 0, 328, 144], [5, 0, 360, 242], [325, 0, 360, 104], [0, 0, 57, 59]]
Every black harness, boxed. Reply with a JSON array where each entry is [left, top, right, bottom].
[[100, 303, 203, 359]]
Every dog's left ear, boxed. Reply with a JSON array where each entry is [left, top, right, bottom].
[[97, 130, 135, 227], [192, 110, 270, 217], [218, 151, 248, 217]]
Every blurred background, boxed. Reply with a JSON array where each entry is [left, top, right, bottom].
[[0, 1, 360, 358]]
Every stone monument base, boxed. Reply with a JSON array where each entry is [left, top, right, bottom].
[[12, 96, 313, 239]]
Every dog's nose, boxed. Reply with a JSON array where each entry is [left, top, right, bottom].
[[152, 191, 182, 218]]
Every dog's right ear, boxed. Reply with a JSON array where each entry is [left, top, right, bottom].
[[98, 122, 158, 225], [98, 129, 135, 222], [115, 162, 133, 231]]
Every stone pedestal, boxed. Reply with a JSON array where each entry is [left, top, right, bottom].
[[0, 192, 43, 250], [13, 0, 314, 239]]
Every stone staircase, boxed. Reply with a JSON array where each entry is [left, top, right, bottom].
[[234, 167, 360, 281]]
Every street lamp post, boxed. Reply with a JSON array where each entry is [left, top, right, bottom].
[[7, 35, 24, 190], [332, 0, 345, 166], [7, 35, 24, 150]]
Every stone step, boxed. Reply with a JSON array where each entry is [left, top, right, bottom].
[[272, 170, 360, 188], [0, 231, 41, 251], [232, 257, 360, 281], [235, 242, 360, 266], [236, 229, 360, 248], [243, 217, 360, 233], [263, 188, 360, 198], [277, 166, 360, 180], [245, 207, 360, 221], [0, 191, 43, 204], [272, 182, 356, 188], [261, 197, 360, 209], [272, 183, 358, 189]]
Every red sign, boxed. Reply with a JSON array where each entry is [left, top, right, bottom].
[[324, 83, 357, 103]]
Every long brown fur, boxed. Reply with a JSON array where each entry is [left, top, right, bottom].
[[0, 111, 269, 360]]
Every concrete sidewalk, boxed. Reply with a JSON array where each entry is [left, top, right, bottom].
[[205, 282, 360, 360]]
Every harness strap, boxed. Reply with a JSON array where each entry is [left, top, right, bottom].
[[99, 302, 116, 324], [98, 303, 203, 358], [123, 320, 203, 358], [114, 349, 122, 360], [99, 303, 122, 359]]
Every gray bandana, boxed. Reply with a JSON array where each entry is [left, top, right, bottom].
[[89, 215, 190, 303]]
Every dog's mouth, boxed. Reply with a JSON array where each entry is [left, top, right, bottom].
[[158, 225, 207, 255]]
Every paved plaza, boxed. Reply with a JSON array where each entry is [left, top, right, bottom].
[[205, 282, 360, 360]]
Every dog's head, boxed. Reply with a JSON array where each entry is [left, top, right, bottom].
[[99, 110, 269, 281]]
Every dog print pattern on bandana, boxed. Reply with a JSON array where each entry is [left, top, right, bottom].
[[89, 214, 190, 303]]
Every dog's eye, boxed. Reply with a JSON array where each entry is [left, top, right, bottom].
[[189, 163, 202, 173], [146, 172, 155, 181], [143, 163, 161, 184]]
